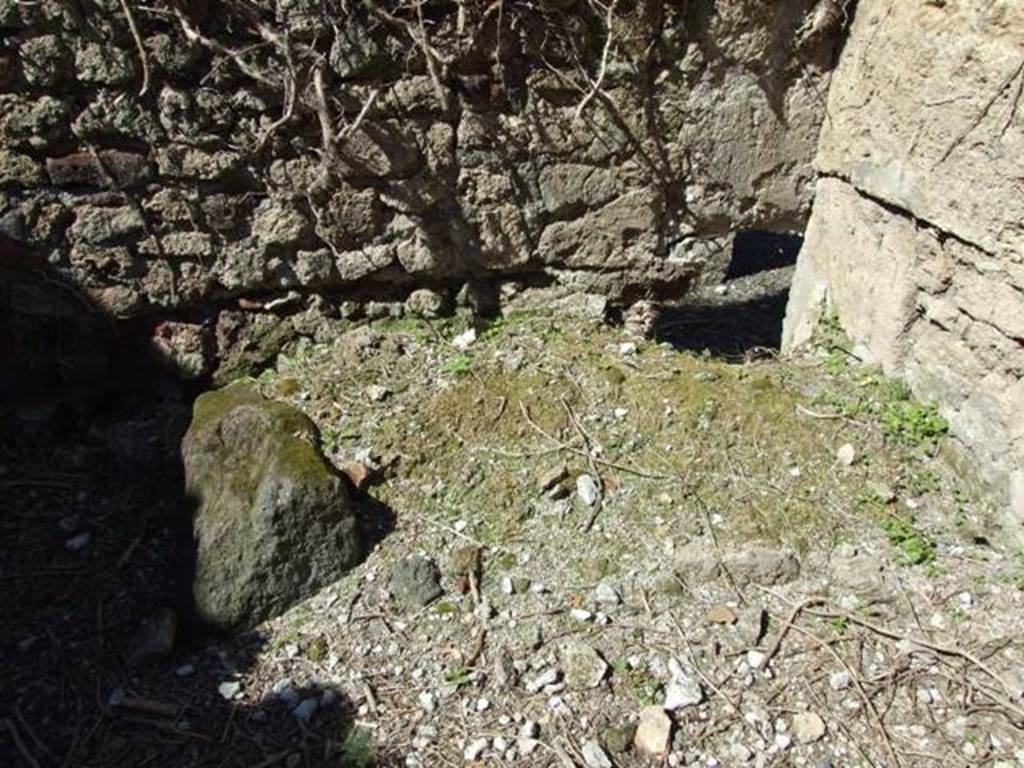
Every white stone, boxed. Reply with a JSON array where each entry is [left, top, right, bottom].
[[581, 740, 613, 768], [836, 442, 856, 466], [829, 671, 851, 691], [463, 738, 489, 761], [526, 669, 560, 693], [791, 712, 826, 743], [417, 691, 436, 712], [520, 721, 540, 739], [452, 328, 477, 350], [635, 706, 672, 759], [548, 695, 572, 716], [731, 743, 753, 762], [576, 474, 601, 506], [594, 582, 621, 605], [664, 658, 703, 710], [518, 738, 539, 756]]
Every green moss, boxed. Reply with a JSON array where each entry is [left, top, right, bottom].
[[189, 385, 338, 519], [191, 382, 262, 427], [306, 635, 328, 662]]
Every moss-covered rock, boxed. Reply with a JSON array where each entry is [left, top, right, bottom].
[[182, 383, 361, 632]]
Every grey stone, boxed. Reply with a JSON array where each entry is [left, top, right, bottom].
[[594, 582, 621, 606], [0, 150, 45, 186], [792, 712, 827, 744], [218, 681, 242, 700], [145, 33, 200, 77], [46, 149, 150, 187], [784, 0, 1024, 538], [0, 95, 69, 149], [156, 146, 242, 181], [293, 698, 318, 721], [75, 41, 135, 84], [405, 288, 447, 319], [463, 738, 489, 762], [19, 34, 72, 87], [581, 740, 613, 768], [576, 474, 600, 507], [68, 206, 144, 245], [675, 544, 800, 587], [663, 658, 703, 710], [182, 385, 362, 632], [338, 122, 422, 179], [252, 199, 312, 247], [389, 555, 443, 607], [560, 641, 608, 690], [72, 91, 162, 142], [538, 164, 624, 217], [526, 668, 560, 694], [318, 186, 383, 246]]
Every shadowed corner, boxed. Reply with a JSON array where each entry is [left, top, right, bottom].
[[653, 229, 802, 360], [0, 238, 393, 767]]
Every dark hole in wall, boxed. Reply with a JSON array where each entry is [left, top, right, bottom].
[[725, 230, 803, 281], [650, 229, 803, 359]]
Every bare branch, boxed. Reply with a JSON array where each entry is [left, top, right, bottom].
[[574, 0, 618, 121], [118, 0, 150, 97]]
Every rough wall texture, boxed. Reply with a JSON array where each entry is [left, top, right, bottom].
[[0, 0, 843, 378], [784, 0, 1024, 533]]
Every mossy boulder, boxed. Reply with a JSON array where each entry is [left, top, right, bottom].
[[182, 383, 361, 632]]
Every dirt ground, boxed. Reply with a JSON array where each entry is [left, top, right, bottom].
[[3, 295, 1024, 768]]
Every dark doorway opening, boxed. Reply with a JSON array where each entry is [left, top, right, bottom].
[[655, 230, 803, 360], [725, 230, 803, 281]]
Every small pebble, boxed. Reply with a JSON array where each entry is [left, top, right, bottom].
[[217, 681, 242, 700], [65, 533, 90, 551], [829, 671, 851, 691], [464, 737, 489, 761], [293, 698, 318, 722], [570, 608, 594, 622], [792, 712, 827, 743], [836, 443, 856, 466], [594, 583, 621, 605], [576, 474, 601, 506], [526, 669, 560, 693], [582, 740, 613, 768], [746, 650, 767, 669]]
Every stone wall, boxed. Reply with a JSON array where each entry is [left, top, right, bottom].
[[784, 0, 1024, 533], [0, 0, 843, 378]]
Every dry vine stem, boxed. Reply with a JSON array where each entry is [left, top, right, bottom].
[[118, 0, 150, 96], [575, 0, 618, 120]]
